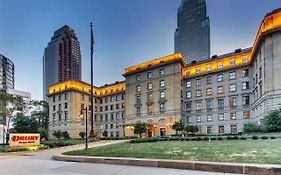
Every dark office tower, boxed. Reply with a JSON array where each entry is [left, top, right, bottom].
[[175, 0, 210, 64], [0, 54, 15, 91], [43, 25, 82, 100]]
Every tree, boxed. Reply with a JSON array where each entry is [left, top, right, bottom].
[[133, 121, 146, 138], [29, 100, 49, 130], [62, 131, 70, 140], [38, 127, 48, 140], [10, 116, 39, 133], [102, 130, 108, 137], [79, 131, 86, 139], [53, 130, 63, 141], [262, 109, 281, 132], [243, 123, 262, 133], [184, 125, 198, 135], [172, 120, 184, 135]]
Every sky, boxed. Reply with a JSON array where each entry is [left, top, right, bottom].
[[0, 0, 281, 100]]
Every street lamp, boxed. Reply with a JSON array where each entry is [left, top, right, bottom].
[[80, 107, 88, 150]]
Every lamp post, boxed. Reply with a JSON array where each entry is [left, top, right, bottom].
[[80, 107, 88, 150], [89, 22, 95, 138]]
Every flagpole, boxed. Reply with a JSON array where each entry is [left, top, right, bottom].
[[90, 22, 94, 138]]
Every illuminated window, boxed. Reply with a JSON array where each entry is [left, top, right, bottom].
[[186, 81, 191, 88], [218, 62, 223, 69], [217, 74, 223, 82], [136, 85, 141, 92], [196, 68, 201, 74], [229, 71, 236, 79], [147, 83, 153, 90], [147, 104, 153, 114], [242, 57, 248, 63], [219, 126, 224, 134], [206, 65, 212, 71], [229, 84, 236, 92], [231, 125, 237, 134], [242, 69, 249, 77], [160, 91, 166, 98], [186, 91, 191, 98], [230, 112, 237, 120], [147, 72, 152, 78], [160, 68, 165, 76], [136, 75, 141, 81], [229, 59, 236, 66], [206, 88, 212, 96], [242, 82, 250, 90], [122, 102, 125, 109], [160, 80, 165, 87], [243, 111, 250, 119], [196, 90, 201, 97], [207, 114, 213, 122], [206, 76, 212, 84], [218, 113, 224, 121], [196, 101, 202, 111], [218, 86, 224, 94], [197, 116, 201, 123], [196, 78, 201, 86]]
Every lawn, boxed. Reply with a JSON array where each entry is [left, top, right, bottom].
[[64, 139, 281, 164]]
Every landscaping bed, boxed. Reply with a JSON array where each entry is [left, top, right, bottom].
[[64, 139, 281, 164]]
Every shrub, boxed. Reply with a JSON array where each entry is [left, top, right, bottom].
[[62, 131, 70, 140], [271, 136, 276, 139], [226, 136, 233, 140], [261, 136, 268, 140], [233, 136, 239, 140], [79, 131, 86, 139], [210, 137, 217, 141], [217, 137, 223, 141], [244, 123, 262, 133], [203, 137, 209, 141], [252, 135, 259, 140], [240, 137, 247, 140], [196, 137, 202, 141], [191, 138, 197, 141], [53, 130, 63, 141], [184, 138, 190, 141]]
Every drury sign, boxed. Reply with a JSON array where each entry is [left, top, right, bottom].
[[9, 133, 40, 147]]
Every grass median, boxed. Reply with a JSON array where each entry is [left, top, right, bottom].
[[64, 139, 281, 164]]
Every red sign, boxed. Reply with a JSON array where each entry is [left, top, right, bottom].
[[9, 133, 40, 147]]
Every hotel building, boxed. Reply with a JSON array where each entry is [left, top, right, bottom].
[[48, 8, 281, 138]]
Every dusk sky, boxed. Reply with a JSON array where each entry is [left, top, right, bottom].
[[0, 0, 281, 100]]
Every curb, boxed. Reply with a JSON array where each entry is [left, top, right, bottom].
[[53, 155, 281, 175]]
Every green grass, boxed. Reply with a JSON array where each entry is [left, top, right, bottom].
[[64, 139, 281, 164]]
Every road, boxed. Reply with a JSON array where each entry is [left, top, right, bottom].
[[0, 140, 243, 175]]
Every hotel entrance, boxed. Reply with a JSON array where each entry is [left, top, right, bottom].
[[160, 128, 166, 136], [147, 123, 155, 137]]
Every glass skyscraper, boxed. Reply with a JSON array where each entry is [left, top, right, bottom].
[[174, 0, 210, 64], [43, 25, 82, 100], [0, 54, 14, 92]]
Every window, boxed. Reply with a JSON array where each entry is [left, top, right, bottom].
[[219, 126, 225, 134], [206, 65, 212, 71], [110, 105, 113, 110], [147, 93, 153, 101], [229, 59, 235, 66], [59, 95, 61, 101], [147, 72, 152, 78], [110, 96, 114, 102], [122, 102, 125, 108], [53, 96, 55, 102], [207, 114, 213, 122], [111, 113, 114, 120], [196, 90, 201, 97], [105, 97, 108, 103], [186, 102, 192, 112], [242, 96, 250, 106], [186, 91, 191, 98], [259, 67, 262, 79], [196, 78, 201, 86], [58, 113, 61, 121], [206, 100, 213, 110], [229, 84, 236, 92], [100, 115, 103, 121], [242, 82, 250, 90], [116, 104, 119, 110], [122, 94, 125, 100], [136, 85, 141, 92], [186, 81, 191, 88], [229, 71, 236, 79], [230, 112, 237, 120], [218, 62, 223, 69], [147, 83, 153, 90], [160, 68, 165, 75], [110, 124, 114, 129], [218, 86, 224, 94], [116, 95, 120, 101], [243, 111, 250, 119], [136, 75, 141, 81], [160, 91, 166, 98], [206, 76, 212, 84], [196, 101, 202, 111], [105, 106, 108, 111], [99, 99, 103, 104], [206, 88, 212, 96], [207, 126, 212, 134], [136, 95, 141, 102], [218, 113, 224, 121], [242, 57, 248, 63], [196, 68, 201, 74], [242, 69, 249, 77], [100, 107, 103, 112], [58, 104, 61, 110], [160, 80, 165, 88], [81, 94, 85, 101], [147, 104, 153, 114], [197, 116, 201, 123], [218, 99, 224, 109], [160, 103, 165, 112], [231, 125, 238, 134], [229, 96, 237, 108], [217, 74, 223, 82], [64, 102, 68, 109]]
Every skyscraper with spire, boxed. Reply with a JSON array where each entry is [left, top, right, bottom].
[[43, 25, 82, 100], [175, 0, 210, 64]]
